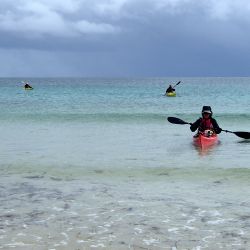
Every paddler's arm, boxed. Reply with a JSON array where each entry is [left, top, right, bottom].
[[190, 118, 201, 132], [212, 118, 222, 134]]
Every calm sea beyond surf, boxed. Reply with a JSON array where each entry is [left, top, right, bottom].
[[0, 77, 250, 249]]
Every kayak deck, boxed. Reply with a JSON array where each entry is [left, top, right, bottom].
[[166, 91, 176, 97], [193, 132, 218, 148]]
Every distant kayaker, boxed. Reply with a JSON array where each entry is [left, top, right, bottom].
[[190, 106, 222, 135], [166, 84, 175, 94], [24, 82, 33, 89]]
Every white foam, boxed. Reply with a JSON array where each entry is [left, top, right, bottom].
[[162, 219, 170, 223], [239, 229, 245, 235], [77, 226, 88, 229], [5, 242, 33, 247], [183, 225, 195, 230], [134, 227, 143, 234], [97, 226, 109, 234], [17, 233, 26, 236], [168, 228, 178, 233], [202, 235, 215, 243], [61, 232, 69, 240], [87, 213, 97, 217], [207, 219, 225, 225], [68, 211, 78, 215], [194, 246, 201, 250], [52, 206, 64, 211], [198, 210, 206, 216], [77, 240, 88, 243], [47, 214, 56, 220], [90, 244, 105, 248], [30, 234, 42, 241], [210, 210, 221, 216], [60, 240, 67, 245], [143, 238, 160, 245], [187, 218, 196, 224]]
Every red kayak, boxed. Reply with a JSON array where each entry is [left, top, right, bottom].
[[193, 131, 218, 148]]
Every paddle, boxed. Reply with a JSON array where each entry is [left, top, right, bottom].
[[167, 116, 192, 125], [167, 117, 250, 139], [173, 81, 181, 88], [221, 130, 250, 139]]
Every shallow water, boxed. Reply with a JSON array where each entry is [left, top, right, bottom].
[[0, 77, 250, 249], [1, 172, 250, 249]]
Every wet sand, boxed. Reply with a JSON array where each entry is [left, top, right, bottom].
[[1, 170, 250, 250]]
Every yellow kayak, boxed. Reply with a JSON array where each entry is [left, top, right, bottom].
[[166, 91, 176, 97]]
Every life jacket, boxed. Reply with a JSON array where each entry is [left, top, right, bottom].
[[199, 118, 213, 131], [166, 87, 174, 93]]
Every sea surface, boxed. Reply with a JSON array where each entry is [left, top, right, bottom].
[[0, 77, 250, 249]]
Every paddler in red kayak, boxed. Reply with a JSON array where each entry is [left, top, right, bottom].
[[190, 106, 222, 136]]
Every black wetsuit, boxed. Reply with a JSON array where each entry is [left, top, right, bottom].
[[166, 86, 175, 93], [24, 84, 32, 88], [190, 117, 222, 134]]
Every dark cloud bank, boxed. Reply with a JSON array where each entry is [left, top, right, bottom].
[[0, 0, 250, 77]]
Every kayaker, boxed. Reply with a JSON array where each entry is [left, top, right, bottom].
[[24, 82, 32, 89], [190, 106, 222, 135], [166, 84, 175, 94]]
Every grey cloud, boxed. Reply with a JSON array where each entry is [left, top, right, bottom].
[[1, 0, 250, 39], [1, 0, 250, 76], [0, 0, 120, 38]]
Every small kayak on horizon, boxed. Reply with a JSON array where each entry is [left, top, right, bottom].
[[23, 82, 33, 90], [165, 81, 181, 96], [24, 86, 33, 90]]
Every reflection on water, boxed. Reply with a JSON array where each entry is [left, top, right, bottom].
[[237, 139, 250, 144], [193, 140, 221, 157]]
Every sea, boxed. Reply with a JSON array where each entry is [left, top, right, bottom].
[[0, 77, 250, 249]]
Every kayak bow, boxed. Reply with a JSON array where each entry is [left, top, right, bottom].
[[166, 91, 176, 97], [193, 133, 218, 148], [24, 87, 33, 90]]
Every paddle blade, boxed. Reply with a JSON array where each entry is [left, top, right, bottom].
[[234, 131, 250, 139], [173, 81, 181, 88], [167, 117, 191, 125]]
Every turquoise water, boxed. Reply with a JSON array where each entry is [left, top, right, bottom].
[[1, 77, 250, 249], [0, 77, 249, 170]]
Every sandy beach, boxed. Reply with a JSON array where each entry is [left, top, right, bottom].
[[1, 167, 250, 250]]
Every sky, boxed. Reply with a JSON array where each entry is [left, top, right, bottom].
[[0, 0, 250, 77]]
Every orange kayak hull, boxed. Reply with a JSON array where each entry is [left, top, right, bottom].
[[193, 133, 218, 148]]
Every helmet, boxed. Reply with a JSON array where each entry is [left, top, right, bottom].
[[202, 106, 212, 114]]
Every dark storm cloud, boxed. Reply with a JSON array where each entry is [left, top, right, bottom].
[[1, 0, 250, 76]]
